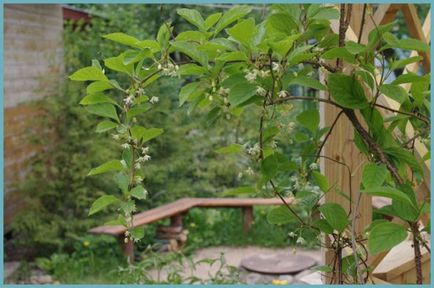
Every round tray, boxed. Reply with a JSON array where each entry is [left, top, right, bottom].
[[241, 253, 316, 275]]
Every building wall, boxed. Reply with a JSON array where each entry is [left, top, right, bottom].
[[4, 4, 64, 226]]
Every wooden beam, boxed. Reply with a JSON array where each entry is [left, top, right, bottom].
[[401, 4, 431, 72]]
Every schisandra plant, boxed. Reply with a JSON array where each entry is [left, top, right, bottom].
[[70, 4, 430, 284]]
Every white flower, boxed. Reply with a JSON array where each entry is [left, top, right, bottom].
[[134, 176, 143, 183], [237, 172, 243, 179], [121, 143, 130, 149], [218, 87, 230, 96], [142, 147, 150, 154], [247, 143, 261, 156], [287, 122, 296, 133], [278, 90, 288, 98], [138, 155, 151, 163], [309, 163, 318, 170], [296, 237, 306, 245], [288, 232, 296, 238], [134, 162, 141, 169], [271, 140, 277, 149], [124, 95, 135, 105], [120, 160, 128, 168], [272, 62, 283, 73], [150, 96, 159, 104], [245, 167, 254, 176], [112, 134, 120, 140], [245, 70, 257, 83], [137, 88, 145, 95], [257, 69, 270, 78], [157, 63, 162, 70], [256, 86, 267, 97], [208, 94, 213, 101]]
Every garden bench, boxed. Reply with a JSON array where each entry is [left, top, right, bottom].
[[89, 197, 293, 259]]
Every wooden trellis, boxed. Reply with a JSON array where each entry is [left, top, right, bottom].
[[320, 4, 431, 284]]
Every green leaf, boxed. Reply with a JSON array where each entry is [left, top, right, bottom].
[[226, 18, 256, 48], [88, 195, 119, 216], [312, 171, 329, 193], [390, 56, 423, 71], [205, 12, 222, 30], [85, 103, 119, 122], [130, 185, 148, 200], [328, 74, 369, 109], [322, 47, 355, 63], [345, 41, 366, 54], [223, 186, 256, 196], [79, 93, 117, 106], [392, 72, 428, 85], [228, 82, 257, 107], [88, 160, 124, 176], [383, 146, 422, 173], [95, 120, 118, 133], [157, 23, 171, 50], [361, 163, 388, 189], [141, 128, 164, 143], [266, 13, 297, 36], [361, 186, 415, 207], [131, 227, 145, 240], [318, 203, 348, 232], [368, 222, 407, 254], [296, 109, 319, 133], [170, 41, 208, 66], [269, 34, 300, 56], [104, 54, 133, 75], [379, 84, 409, 104], [179, 82, 204, 106], [103, 32, 140, 48], [390, 38, 430, 52], [313, 219, 334, 234], [267, 206, 295, 225], [216, 143, 243, 154], [216, 51, 248, 62], [289, 76, 326, 91], [134, 40, 161, 52], [177, 64, 208, 76], [69, 66, 108, 82], [309, 6, 339, 20], [87, 81, 113, 94], [177, 8, 205, 30], [114, 172, 129, 193], [214, 6, 252, 34]]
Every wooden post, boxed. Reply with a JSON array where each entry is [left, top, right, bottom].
[[242, 206, 254, 234], [119, 236, 134, 263], [170, 214, 183, 227]]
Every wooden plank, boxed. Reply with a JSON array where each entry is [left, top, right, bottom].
[[242, 206, 254, 234], [373, 240, 430, 283], [89, 197, 294, 236], [89, 198, 201, 235], [196, 197, 294, 207], [401, 4, 430, 72]]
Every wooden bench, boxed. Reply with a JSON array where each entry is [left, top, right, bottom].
[[89, 197, 293, 259]]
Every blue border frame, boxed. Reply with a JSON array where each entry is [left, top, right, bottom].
[[0, 1, 432, 287]]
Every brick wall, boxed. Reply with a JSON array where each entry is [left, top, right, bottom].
[[4, 4, 64, 226]]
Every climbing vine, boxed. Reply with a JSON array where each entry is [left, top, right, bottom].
[[70, 4, 430, 284]]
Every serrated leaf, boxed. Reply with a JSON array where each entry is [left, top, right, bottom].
[[361, 163, 388, 189], [296, 109, 319, 133], [177, 8, 205, 30], [318, 203, 348, 232], [267, 206, 295, 224], [69, 66, 108, 82], [328, 74, 369, 109], [368, 222, 407, 254], [312, 171, 329, 193], [96, 120, 118, 133], [227, 18, 256, 49], [379, 84, 409, 104], [214, 6, 252, 34], [361, 186, 415, 208], [88, 195, 119, 216], [88, 160, 124, 176], [130, 185, 148, 200]]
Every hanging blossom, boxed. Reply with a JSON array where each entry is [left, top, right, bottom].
[[256, 86, 267, 97], [124, 94, 135, 106], [150, 96, 159, 104], [309, 163, 318, 170], [278, 90, 288, 98], [158, 62, 179, 77], [246, 143, 261, 157]]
